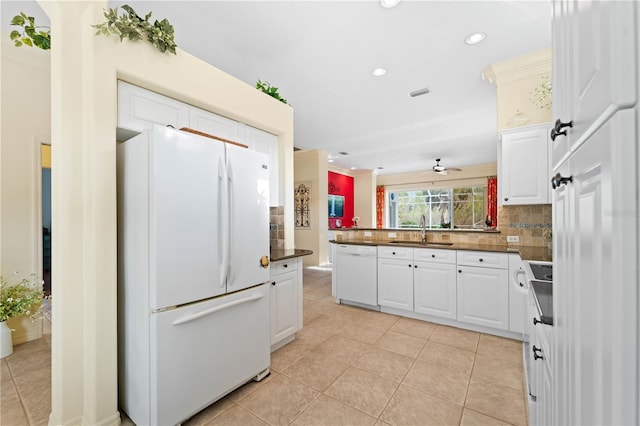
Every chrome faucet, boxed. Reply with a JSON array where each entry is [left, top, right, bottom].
[[419, 214, 427, 243]]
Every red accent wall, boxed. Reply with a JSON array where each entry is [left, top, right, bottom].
[[328, 171, 354, 229]]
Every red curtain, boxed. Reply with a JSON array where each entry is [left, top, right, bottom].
[[487, 176, 498, 228], [376, 186, 385, 228]]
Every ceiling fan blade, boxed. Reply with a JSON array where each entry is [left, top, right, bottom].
[[447, 167, 463, 171], [435, 170, 449, 175]]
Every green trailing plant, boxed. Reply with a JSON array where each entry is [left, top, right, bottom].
[[10, 12, 51, 50], [0, 274, 44, 322], [256, 80, 288, 104], [93, 5, 177, 54]]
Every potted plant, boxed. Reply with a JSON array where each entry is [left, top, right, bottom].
[[0, 274, 44, 358]]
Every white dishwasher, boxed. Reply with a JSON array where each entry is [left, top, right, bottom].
[[334, 244, 378, 307]]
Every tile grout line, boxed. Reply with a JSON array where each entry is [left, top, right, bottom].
[[3, 356, 32, 425]]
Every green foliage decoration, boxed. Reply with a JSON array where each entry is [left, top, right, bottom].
[[93, 5, 177, 54], [256, 80, 288, 105], [0, 274, 44, 322], [10, 12, 51, 50]]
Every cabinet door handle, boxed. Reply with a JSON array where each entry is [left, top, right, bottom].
[[504, 197, 509, 202], [458, 270, 462, 273], [414, 265, 418, 268], [533, 345, 544, 360], [408, 264, 412, 268], [551, 172, 573, 189], [550, 118, 573, 141], [271, 281, 276, 286]]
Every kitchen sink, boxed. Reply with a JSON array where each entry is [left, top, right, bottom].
[[387, 241, 454, 247]]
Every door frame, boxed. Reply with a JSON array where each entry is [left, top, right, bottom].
[[33, 139, 51, 283]]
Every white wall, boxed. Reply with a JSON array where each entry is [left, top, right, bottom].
[[0, 38, 50, 343], [294, 150, 329, 266]]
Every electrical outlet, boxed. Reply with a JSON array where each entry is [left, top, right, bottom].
[[388, 232, 397, 238], [507, 236, 520, 243], [364, 231, 372, 237]]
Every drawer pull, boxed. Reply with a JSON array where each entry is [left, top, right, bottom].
[[479, 258, 484, 262], [283, 264, 288, 268], [431, 254, 436, 258], [392, 251, 396, 255]]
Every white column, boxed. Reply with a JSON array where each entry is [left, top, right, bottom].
[[39, 1, 119, 424], [354, 171, 377, 228]]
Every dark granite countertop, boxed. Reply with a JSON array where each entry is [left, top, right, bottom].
[[330, 240, 552, 262], [270, 249, 313, 262]]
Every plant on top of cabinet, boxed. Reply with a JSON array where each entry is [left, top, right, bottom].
[[256, 80, 289, 105], [93, 5, 177, 54], [9, 12, 50, 50]]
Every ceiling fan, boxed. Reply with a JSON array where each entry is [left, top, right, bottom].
[[430, 158, 462, 175]]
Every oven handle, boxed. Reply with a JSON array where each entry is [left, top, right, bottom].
[[512, 268, 529, 296]]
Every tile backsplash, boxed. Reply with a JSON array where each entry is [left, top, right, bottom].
[[337, 204, 552, 248], [270, 206, 285, 249]]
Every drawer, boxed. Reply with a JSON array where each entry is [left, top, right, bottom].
[[414, 248, 456, 264], [270, 259, 299, 277], [456, 251, 508, 269], [378, 246, 413, 260]]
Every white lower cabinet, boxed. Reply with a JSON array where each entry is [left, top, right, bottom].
[[456, 253, 509, 331], [377, 257, 414, 311], [508, 254, 528, 334], [413, 248, 457, 320], [270, 258, 302, 351]]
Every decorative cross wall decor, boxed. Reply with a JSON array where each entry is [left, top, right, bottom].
[[294, 182, 311, 228]]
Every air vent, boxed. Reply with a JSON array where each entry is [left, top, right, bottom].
[[409, 87, 430, 97]]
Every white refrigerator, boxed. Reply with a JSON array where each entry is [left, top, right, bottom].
[[117, 126, 271, 426]]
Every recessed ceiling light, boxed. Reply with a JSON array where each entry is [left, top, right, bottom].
[[464, 32, 486, 45], [381, 0, 400, 8], [372, 68, 387, 77], [328, 159, 334, 163], [350, 167, 357, 170]]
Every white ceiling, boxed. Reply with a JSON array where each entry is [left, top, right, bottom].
[[2, 1, 551, 175]]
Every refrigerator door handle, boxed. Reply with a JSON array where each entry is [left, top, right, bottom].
[[227, 160, 236, 287], [218, 156, 229, 288], [171, 293, 264, 325]]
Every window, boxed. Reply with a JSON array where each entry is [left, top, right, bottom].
[[387, 186, 487, 229]]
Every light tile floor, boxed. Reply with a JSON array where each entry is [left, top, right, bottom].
[[1, 268, 528, 425]]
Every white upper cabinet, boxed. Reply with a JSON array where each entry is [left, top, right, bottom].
[[188, 106, 241, 143], [245, 125, 280, 207], [551, 1, 637, 168], [118, 81, 189, 132], [499, 124, 551, 205], [118, 81, 282, 207]]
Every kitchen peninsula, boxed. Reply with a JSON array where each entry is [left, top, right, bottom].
[[331, 228, 550, 341]]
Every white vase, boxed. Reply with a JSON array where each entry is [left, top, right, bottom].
[[0, 320, 13, 359]]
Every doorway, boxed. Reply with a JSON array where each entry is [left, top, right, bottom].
[[41, 143, 52, 296]]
